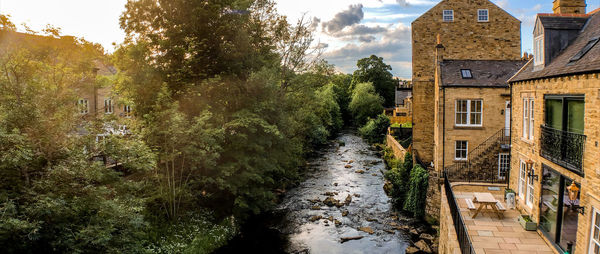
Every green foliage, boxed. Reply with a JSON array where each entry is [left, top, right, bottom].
[[403, 152, 413, 173], [383, 151, 413, 208], [349, 83, 384, 125], [352, 55, 397, 107], [404, 164, 429, 218], [358, 114, 390, 144]]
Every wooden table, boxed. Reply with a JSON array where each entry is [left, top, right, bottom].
[[472, 192, 503, 219]]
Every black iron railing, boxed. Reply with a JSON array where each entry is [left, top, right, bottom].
[[540, 125, 586, 173], [444, 173, 475, 254], [445, 128, 509, 184]]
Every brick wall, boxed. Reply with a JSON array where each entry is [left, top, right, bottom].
[[412, 0, 521, 164], [508, 73, 600, 254]]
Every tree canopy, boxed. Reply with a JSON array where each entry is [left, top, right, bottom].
[[352, 55, 397, 107]]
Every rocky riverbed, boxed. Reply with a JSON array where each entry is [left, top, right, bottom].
[[216, 132, 437, 254]]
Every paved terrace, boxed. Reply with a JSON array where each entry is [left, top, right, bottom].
[[442, 183, 556, 254]]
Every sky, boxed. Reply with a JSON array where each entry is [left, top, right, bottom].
[[2, 0, 600, 78]]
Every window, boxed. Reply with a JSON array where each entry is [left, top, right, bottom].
[[104, 99, 113, 114], [519, 160, 527, 199], [523, 98, 534, 140], [545, 95, 585, 134], [123, 105, 132, 118], [570, 36, 599, 63], [534, 36, 544, 66], [590, 208, 600, 254], [443, 10, 454, 22], [78, 99, 89, 114], [455, 141, 468, 160], [455, 99, 483, 126], [478, 9, 489, 22], [498, 153, 510, 180], [527, 166, 535, 207], [460, 69, 472, 79]]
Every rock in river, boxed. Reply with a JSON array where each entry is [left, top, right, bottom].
[[358, 227, 375, 234]]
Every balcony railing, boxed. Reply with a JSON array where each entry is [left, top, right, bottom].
[[540, 125, 586, 173], [444, 173, 475, 254]]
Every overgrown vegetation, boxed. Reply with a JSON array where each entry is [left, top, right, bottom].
[[0, 0, 401, 251], [384, 150, 428, 219]]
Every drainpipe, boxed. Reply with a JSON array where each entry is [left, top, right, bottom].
[[507, 82, 513, 188], [435, 34, 446, 172]]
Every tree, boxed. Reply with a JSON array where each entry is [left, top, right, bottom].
[[352, 55, 397, 107], [349, 83, 384, 125], [404, 165, 429, 218], [359, 114, 390, 144]]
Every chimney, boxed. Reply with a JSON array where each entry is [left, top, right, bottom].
[[553, 0, 586, 14], [435, 34, 445, 64]]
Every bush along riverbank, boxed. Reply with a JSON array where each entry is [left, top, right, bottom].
[[383, 149, 439, 254]]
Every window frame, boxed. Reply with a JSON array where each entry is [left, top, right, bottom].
[[519, 160, 527, 199], [443, 9, 454, 22], [123, 105, 132, 118], [455, 99, 483, 127], [526, 167, 535, 208], [523, 97, 534, 140], [534, 35, 544, 66], [104, 98, 113, 114], [589, 207, 600, 254], [477, 9, 489, 22], [460, 69, 473, 79], [455, 140, 468, 161], [78, 98, 89, 114]]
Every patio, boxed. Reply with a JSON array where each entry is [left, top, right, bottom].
[[451, 184, 556, 254]]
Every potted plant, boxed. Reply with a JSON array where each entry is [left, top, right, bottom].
[[518, 215, 537, 231]]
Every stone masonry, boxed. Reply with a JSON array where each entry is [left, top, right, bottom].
[[412, 0, 522, 164]]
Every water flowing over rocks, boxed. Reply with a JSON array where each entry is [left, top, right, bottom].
[[217, 132, 436, 253]]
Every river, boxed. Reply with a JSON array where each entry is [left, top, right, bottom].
[[216, 132, 412, 254]]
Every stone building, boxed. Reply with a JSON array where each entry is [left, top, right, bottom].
[[433, 53, 526, 180], [411, 0, 522, 164], [389, 81, 413, 125], [508, 3, 600, 253]]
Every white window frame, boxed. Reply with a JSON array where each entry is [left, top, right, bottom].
[[455, 140, 468, 161], [104, 99, 113, 114], [498, 153, 510, 180], [526, 166, 535, 208], [455, 99, 483, 127], [78, 99, 89, 114], [523, 98, 534, 140], [534, 35, 544, 66], [443, 10, 454, 22], [519, 160, 527, 199], [478, 9, 489, 22], [589, 207, 600, 254]]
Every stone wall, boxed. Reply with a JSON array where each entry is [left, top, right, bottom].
[[425, 168, 441, 221], [386, 134, 408, 159], [439, 186, 460, 254], [509, 73, 600, 254], [412, 0, 521, 164]]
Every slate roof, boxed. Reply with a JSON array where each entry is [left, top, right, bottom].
[[538, 14, 589, 30], [395, 90, 412, 105], [440, 60, 527, 88], [511, 10, 600, 82]]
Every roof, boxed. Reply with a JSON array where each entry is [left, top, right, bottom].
[[538, 15, 589, 30], [511, 10, 600, 82], [395, 90, 412, 105], [440, 60, 527, 88]]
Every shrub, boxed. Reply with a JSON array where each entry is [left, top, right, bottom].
[[403, 165, 429, 218], [359, 114, 390, 144]]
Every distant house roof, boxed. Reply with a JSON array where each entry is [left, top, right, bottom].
[[395, 90, 412, 105], [538, 14, 589, 30], [511, 10, 600, 82], [440, 60, 527, 88]]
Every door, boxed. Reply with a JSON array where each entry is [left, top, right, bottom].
[[505, 101, 511, 136], [498, 153, 509, 180]]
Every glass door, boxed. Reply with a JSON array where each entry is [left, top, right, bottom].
[[540, 167, 560, 242]]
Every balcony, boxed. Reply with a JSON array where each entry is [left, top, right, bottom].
[[540, 125, 586, 174]]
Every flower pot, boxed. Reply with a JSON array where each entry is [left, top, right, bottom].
[[518, 215, 537, 231]]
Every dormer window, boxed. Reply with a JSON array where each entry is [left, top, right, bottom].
[[534, 36, 544, 66], [478, 9, 489, 22], [443, 10, 454, 22], [460, 69, 472, 79], [569, 36, 599, 63]]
